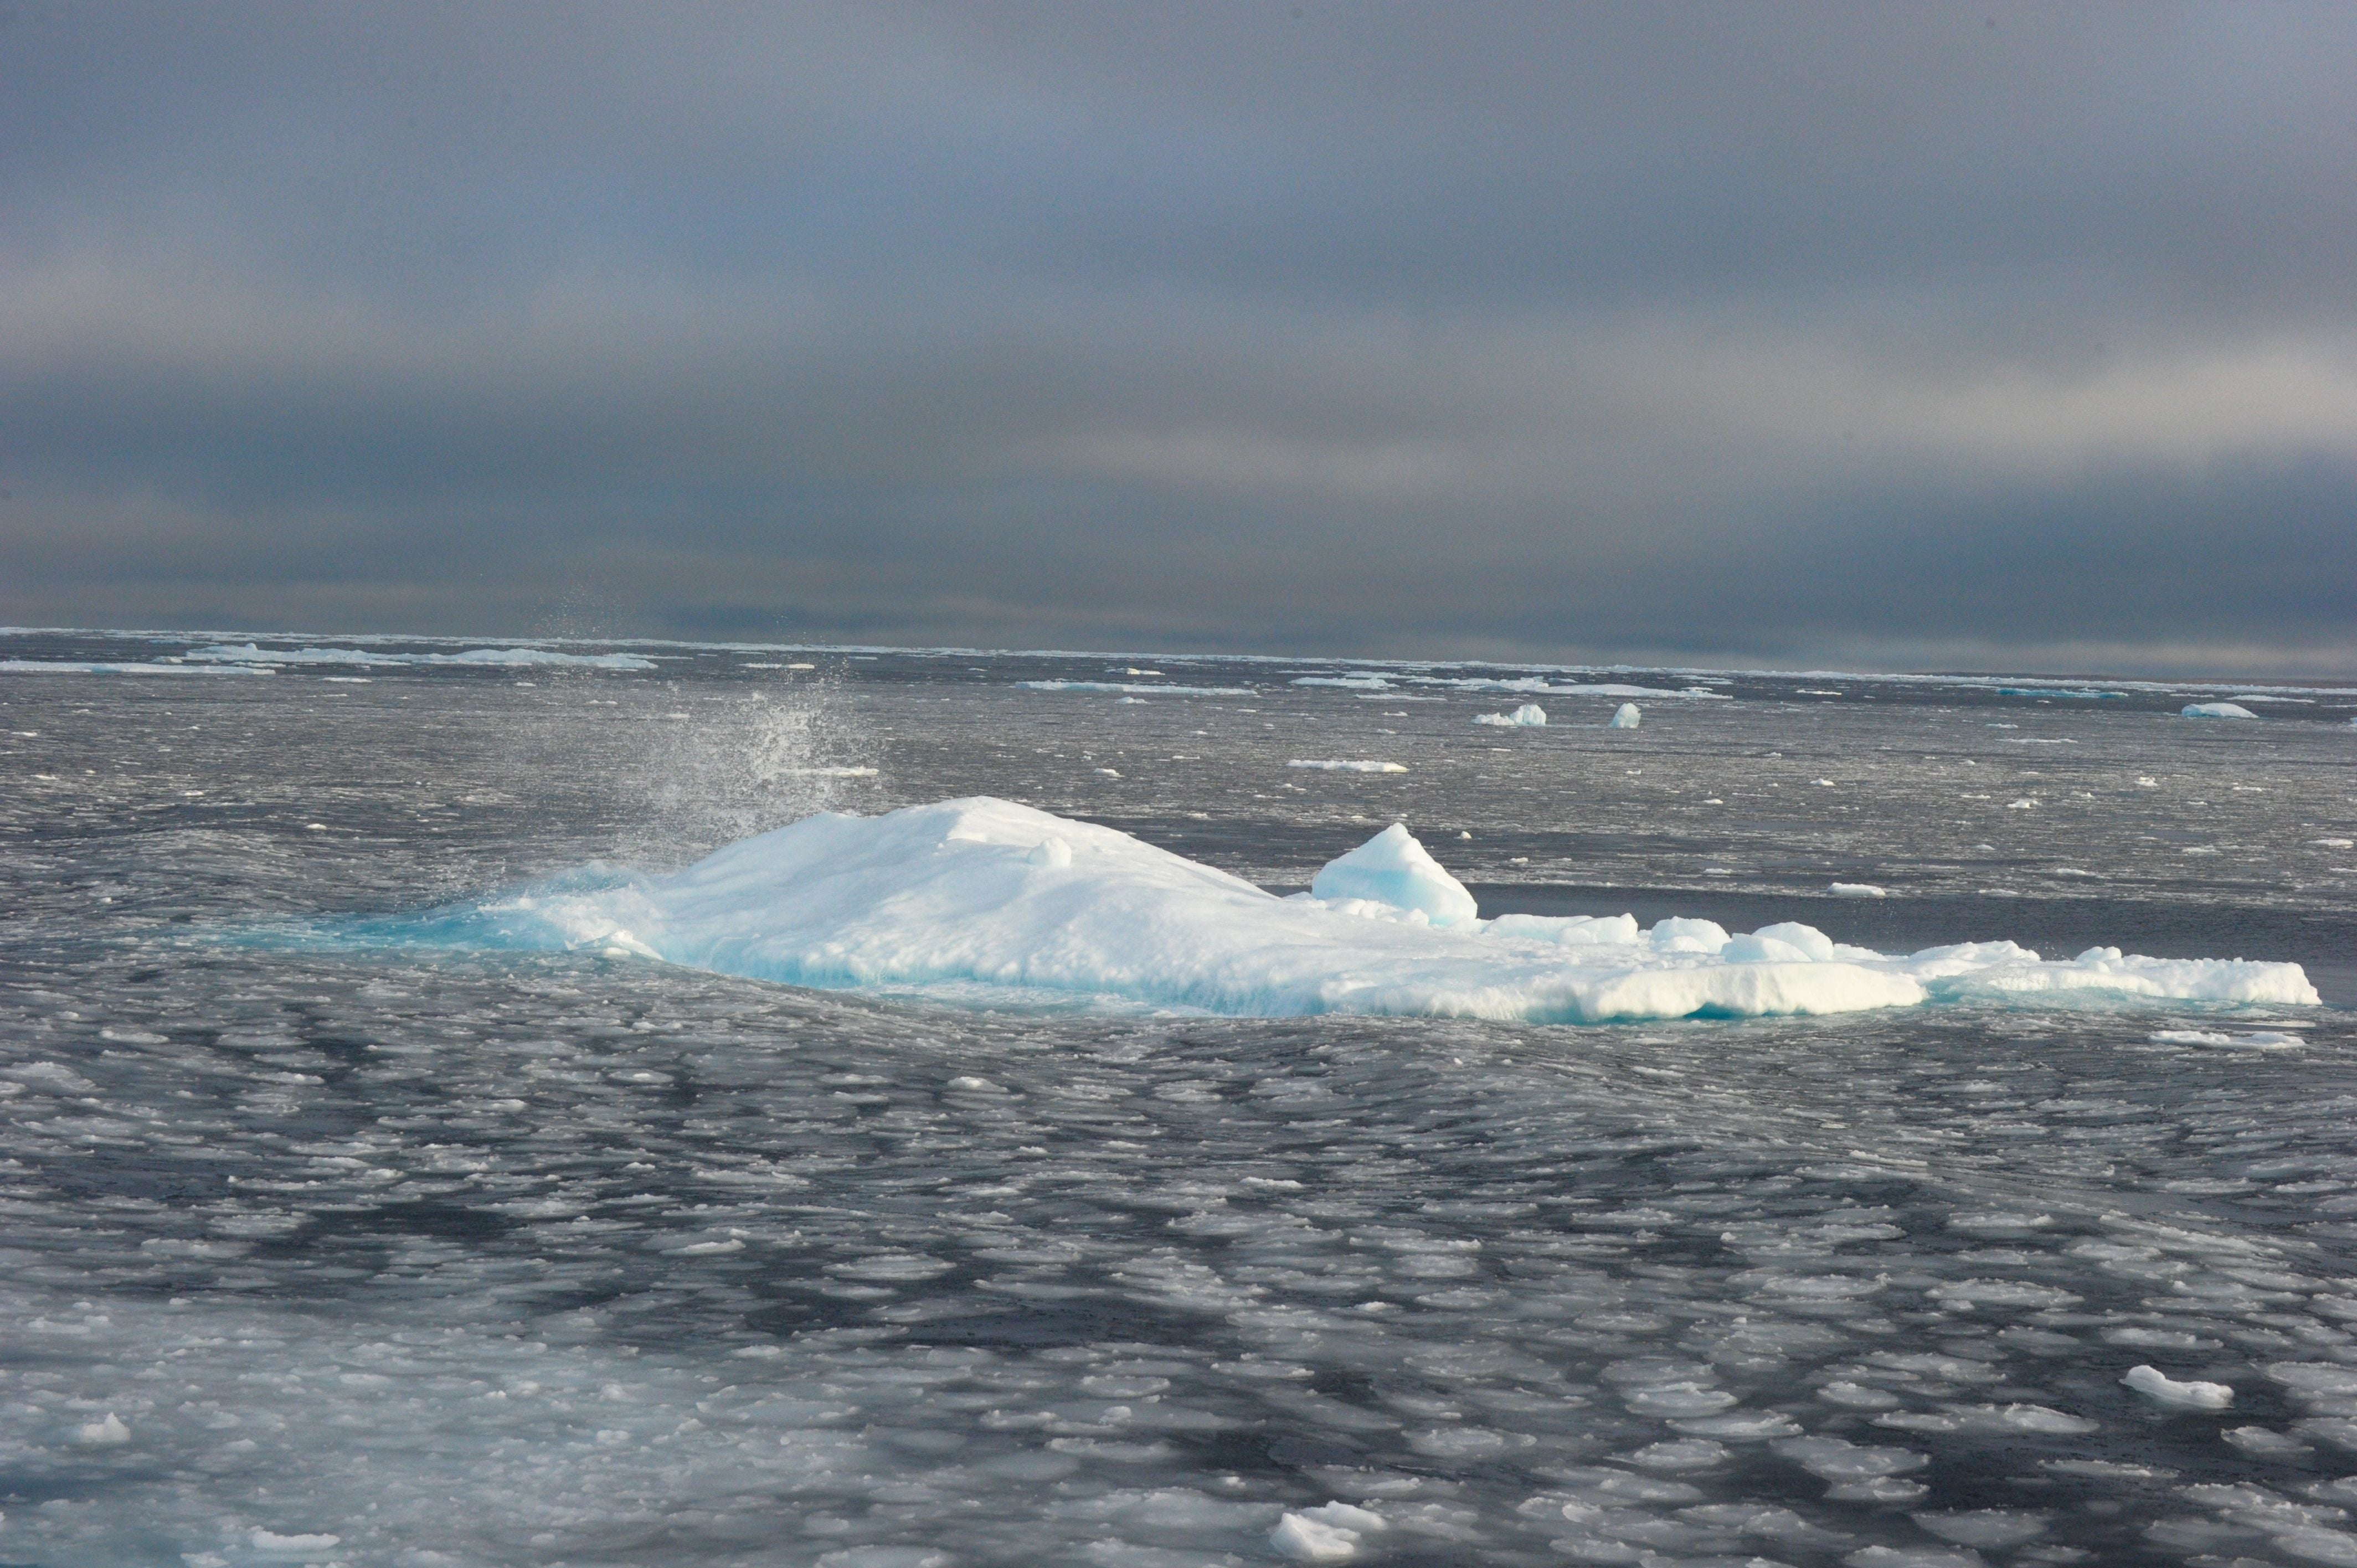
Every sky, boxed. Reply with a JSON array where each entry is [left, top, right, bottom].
[[3, 1, 2354, 674]]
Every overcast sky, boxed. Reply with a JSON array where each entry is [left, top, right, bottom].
[[4, 2, 2353, 672]]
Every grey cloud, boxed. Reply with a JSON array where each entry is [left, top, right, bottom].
[[2, 1, 2353, 672]]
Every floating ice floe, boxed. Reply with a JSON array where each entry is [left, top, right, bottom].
[[0, 659, 273, 677], [1610, 703, 1642, 729], [1830, 883, 1889, 899], [187, 642, 657, 670], [1287, 759, 1408, 772], [1473, 703, 1547, 728], [1016, 679, 1254, 697], [1270, 1502, 1385, 1560], [389, 798, 2320, 1023], [2123, 1365, 2234, 1410], [2180, 702, 2258, 720]]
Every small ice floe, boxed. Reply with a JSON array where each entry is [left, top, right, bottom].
[[1473, 703, 1547, 728], [250, 1529, 342, 1552], [1092, 767, 1120, 777], [2149, 1029, 2303, 1050], [2181, 702, 2258, 719], [2124, 1364, 2233, 1410], [2224, 1425, 2312, 1458], [1288, 760, 1407, 772], [1609, 702, 1641, 729], [1270, 1501, 1385, 1560], [71, 1412, 131, 1445], [1829, 882, 1888, 898]]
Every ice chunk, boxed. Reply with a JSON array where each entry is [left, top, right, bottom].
[[1752, 921, 1837, 960], [1310, 824, 1479, 928], [72, 1412, 131, 1445], [1288, 759, 1408, 772], [1830, 882, 1888, 898], [1272, 1502, 1383, 1560], [1721, 932, 1816, 963], [1473, 704, 1547, 728], [2181, 702, 2258, 719], [1650, 917, 1732, 953], [1610, 702, 1641, 728], [2124, 1364, 2233, 1410]]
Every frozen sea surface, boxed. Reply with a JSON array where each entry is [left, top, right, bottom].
[[3, 629, 2356, 1567]]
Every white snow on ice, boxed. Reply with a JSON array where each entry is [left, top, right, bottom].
[[433, 800, 2320, 1023]]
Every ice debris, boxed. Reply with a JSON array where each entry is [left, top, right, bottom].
[[2123, 1365, 2233, 1410], [1271, 1502, 1385, 1560], [1473, 703, 1547, 727], [72, 1412, 131, 1446], [1610, 702, 1642, 728], [424, 798, 2322, 1022], [2181, 702, 2258, 719]]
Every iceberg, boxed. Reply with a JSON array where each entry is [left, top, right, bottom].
[[1611, 703, 1642, 729], [402, 799, 2320, 1023], [2180, 702, 2258, 720], [1473, 703, 1547, 728]]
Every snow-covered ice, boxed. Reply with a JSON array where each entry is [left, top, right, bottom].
[[1610, 702, 1642, 728], [2181, 702, 2259, 719], [1473, 703, 1547, 727], [397, 799, 2319, 1020], [2123, 1364, 2234, 1410]]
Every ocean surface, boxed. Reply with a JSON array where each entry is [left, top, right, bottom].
[[3, 628, 2355, 1568]]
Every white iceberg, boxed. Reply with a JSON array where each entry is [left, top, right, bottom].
[[431, 798, 2320, 1023], [1610, 703, 1642, 729], [1287, 759, 1407, 773], [1473, 703, 1547, 728], [2180, 702, 2258, 720]]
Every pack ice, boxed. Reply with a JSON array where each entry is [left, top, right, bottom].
[[445, 799, 2318, 1021]]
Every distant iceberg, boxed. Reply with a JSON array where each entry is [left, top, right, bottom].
[[1474, 704, 1547, 728], [2181, 702, 2258, 720], [402, 800, 2319, 1022]]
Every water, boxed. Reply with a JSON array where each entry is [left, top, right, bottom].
[[3, 630, 2354, 1566]]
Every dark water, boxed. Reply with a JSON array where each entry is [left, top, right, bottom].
[[2, 630, 2354, 1567]]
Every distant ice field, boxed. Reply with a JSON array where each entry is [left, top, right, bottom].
[[3, 628, 2355, 1567]]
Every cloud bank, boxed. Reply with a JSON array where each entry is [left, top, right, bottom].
[[3, 1, 2353, 673]]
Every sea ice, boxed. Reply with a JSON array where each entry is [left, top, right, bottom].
[[1308, 823, 1480, 927], [1287, 760, 1408, 772], [398, 798, 2320, 1022], [2181, 702, 2258, 719], [1272, 1503, 1381, 1560], [1473, 704, 1547, 728], [1829, 883, 1889, 899], [188, 642, 656, 670], [2124, 1365, 2234, 1410], [1610, 703, 1642, 728]]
